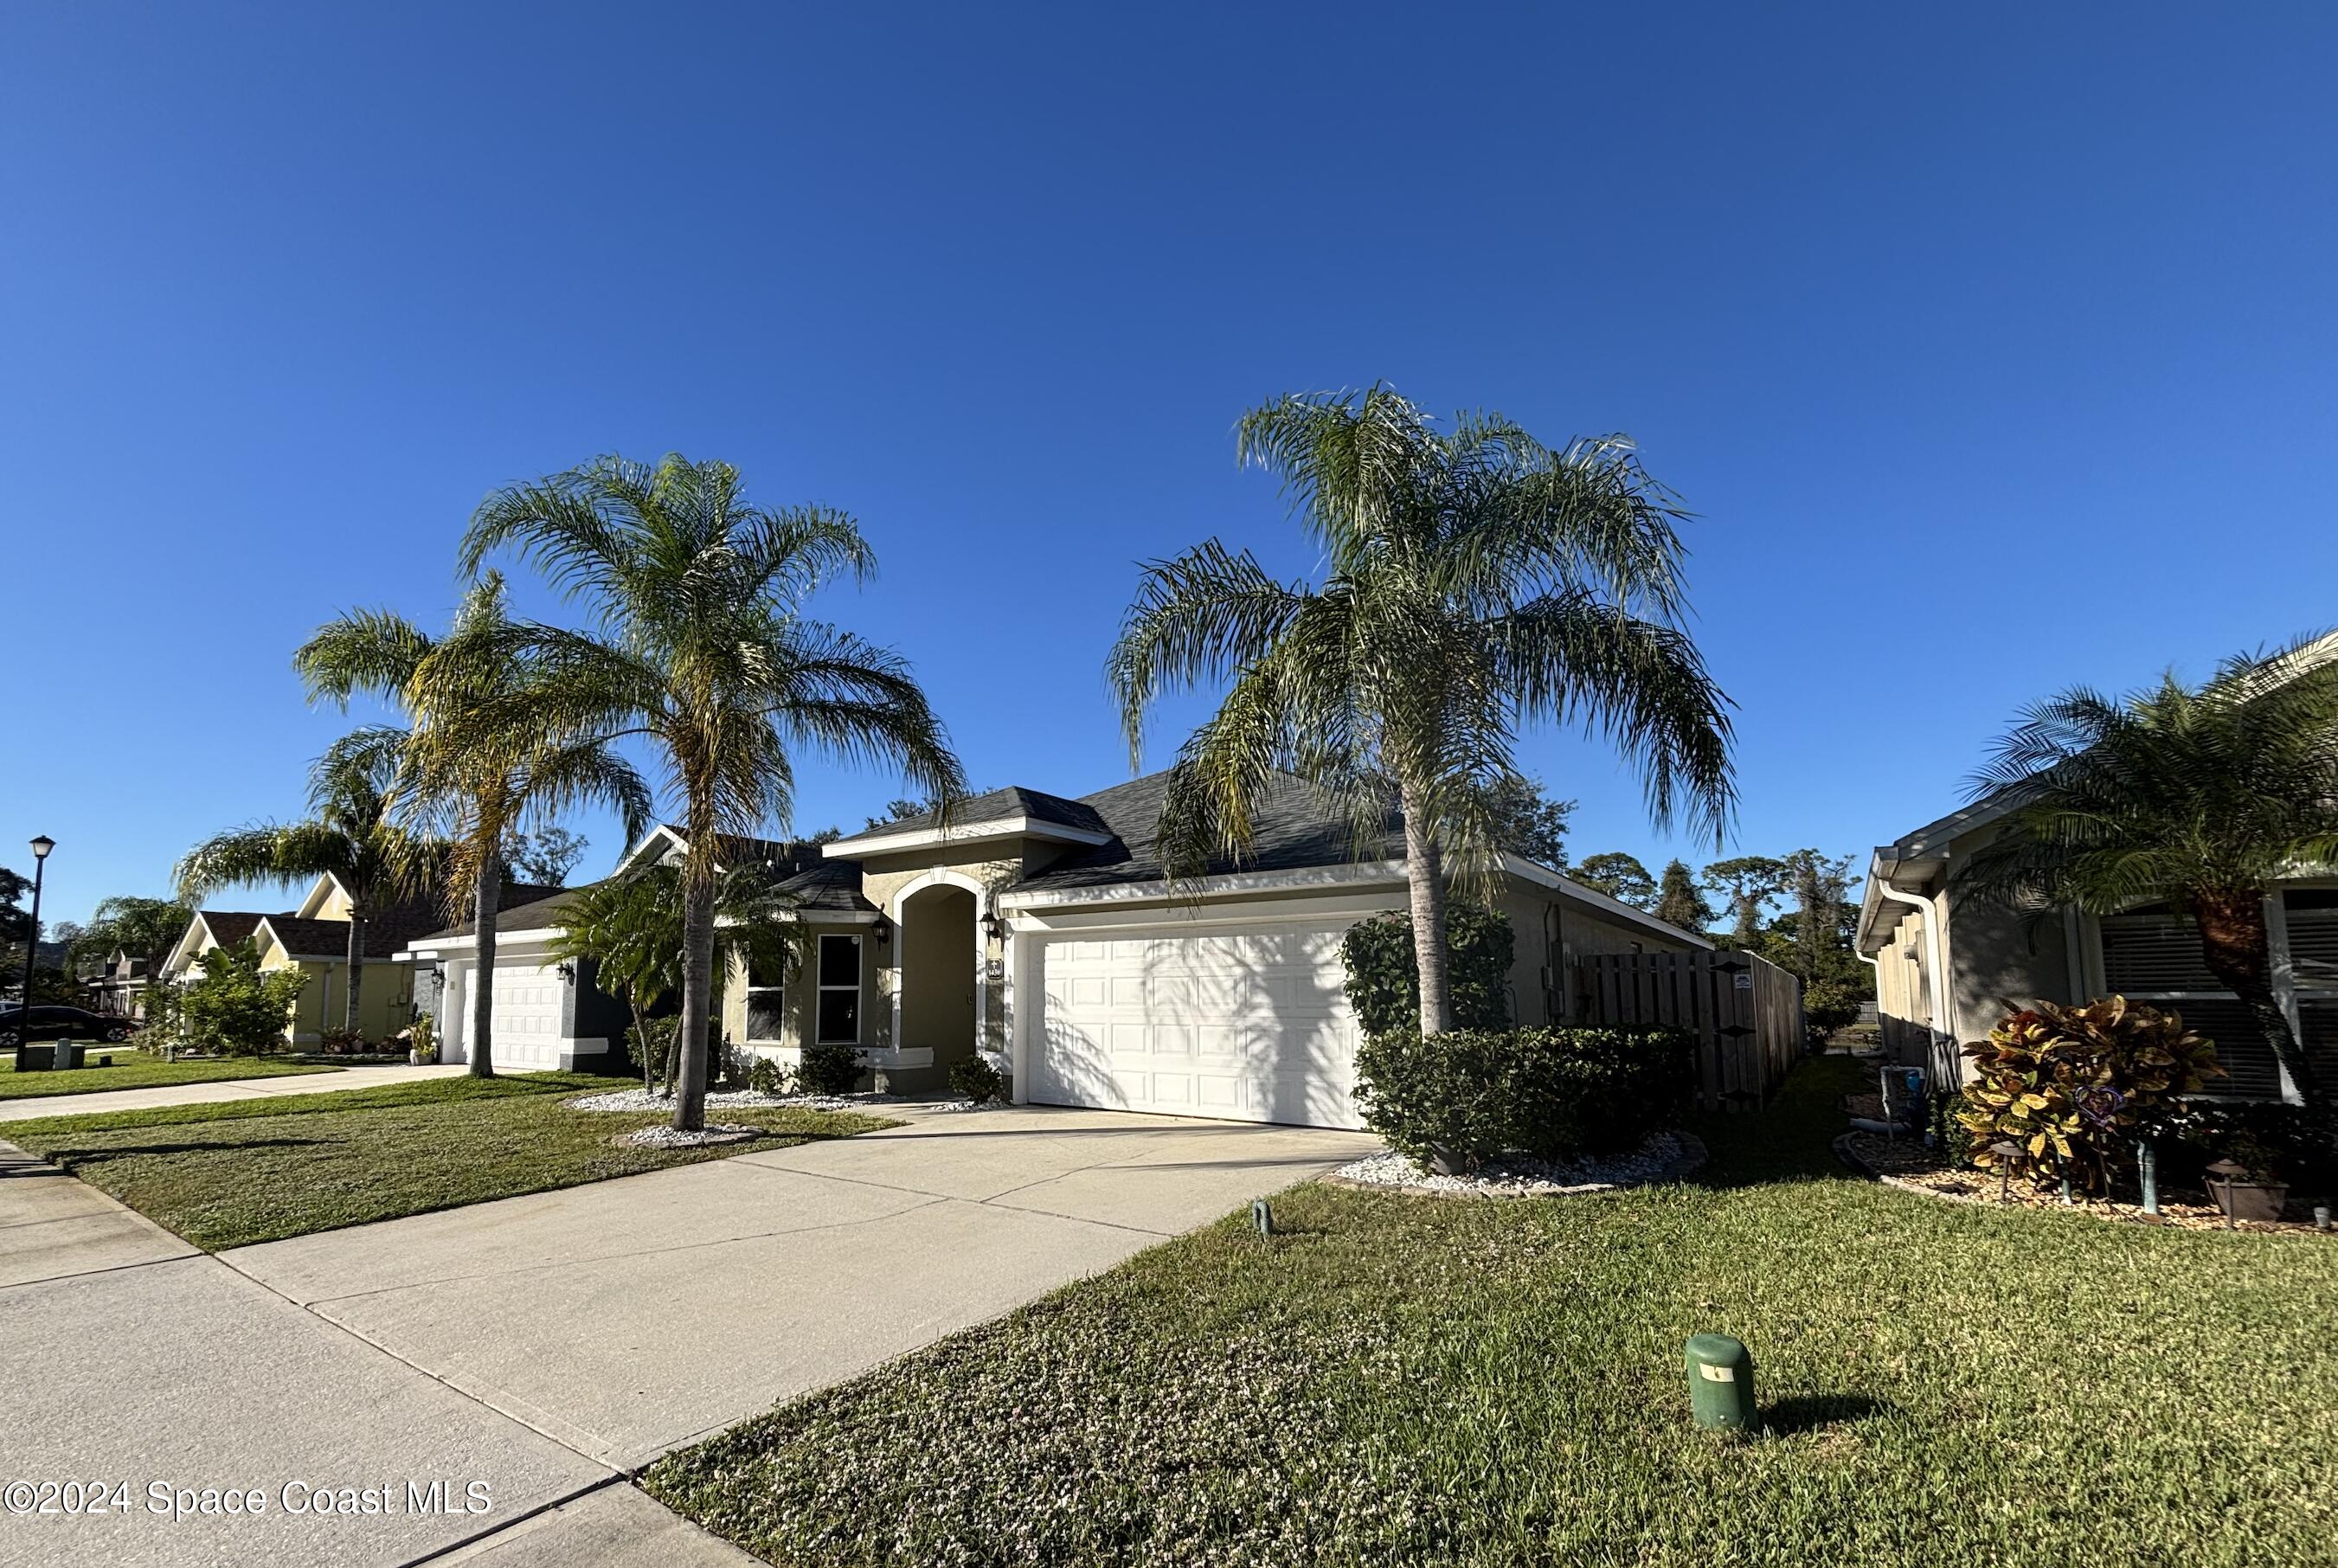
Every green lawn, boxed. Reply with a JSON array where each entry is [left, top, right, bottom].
[[643, 1058, 2338, 1568], [5, 1074, 899, 1250], [0, 1050, 337, 1101]]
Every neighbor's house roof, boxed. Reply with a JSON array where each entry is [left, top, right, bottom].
[[1005, 771, 1402, 895], [1854, 627, 2338, 954], [255, 916, 354, 961], [160, 909, 281, 977]]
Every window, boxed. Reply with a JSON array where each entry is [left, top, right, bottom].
[[745, 951, 789, 1044], [815, 934, 862, 1044]]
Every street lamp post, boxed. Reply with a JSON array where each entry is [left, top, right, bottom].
[[16, 836, 54, 1065]]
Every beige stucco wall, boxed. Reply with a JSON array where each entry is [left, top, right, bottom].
[[726, 920, 886, 1052], [1496, 880, 1702, 1027]]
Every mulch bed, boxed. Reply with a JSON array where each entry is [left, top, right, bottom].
[[1837, 1130, 2335, 1237]]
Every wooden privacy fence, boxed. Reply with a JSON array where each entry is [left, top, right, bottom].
[[1585, 949, 1806, 1111]]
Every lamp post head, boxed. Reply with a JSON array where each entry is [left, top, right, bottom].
[[29, 835, 54, 862]]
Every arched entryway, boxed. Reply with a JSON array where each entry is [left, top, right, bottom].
[[896, 882, 978, 1072]]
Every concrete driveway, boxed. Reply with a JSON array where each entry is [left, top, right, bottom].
[[0, 1105, 1373, 1566]]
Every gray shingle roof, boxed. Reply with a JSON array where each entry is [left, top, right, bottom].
[[1008, 771, 1401, 894], [825, 786, 1110, 847]]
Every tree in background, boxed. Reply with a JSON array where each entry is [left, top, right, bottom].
[[1109, 387, 1734, 1037], [1479, 774, 1575, 868], [1703, 854, 1788, 941], [176, 733, 421, 1038], [450, 453, 964, 1130], [1574, 851, 1656, 909], [1783, 849, 1859, 980], [505, 827, 590, 887], [1653, 858, 1715, 934], [299, 574, 654, 1078], [61, 895, 194, 1010], [1956, 634, 2338, 1108], [0, 867, 31, 950]]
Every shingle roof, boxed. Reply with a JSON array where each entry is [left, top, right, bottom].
[[775, 858, 875, 914], [1008, 770, 1402, 894], [197, 911, 272, 948], [260, 916, 354, 959], [825, 786, 1111, 847]]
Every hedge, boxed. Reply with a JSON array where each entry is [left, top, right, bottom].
[[1353, 1025, 1694, 1170]]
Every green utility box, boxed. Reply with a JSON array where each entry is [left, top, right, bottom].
[[1685, 1333, 1757, 1432]]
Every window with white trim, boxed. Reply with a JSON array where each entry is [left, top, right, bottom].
[[2097, 899, 2303, 1099], [815, 934, 862, 1044]]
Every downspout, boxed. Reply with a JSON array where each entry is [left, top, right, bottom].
[[1870, 878, 1951, 1076]]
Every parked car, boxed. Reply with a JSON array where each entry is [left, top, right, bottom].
[[0, 1006, 140, 1051]]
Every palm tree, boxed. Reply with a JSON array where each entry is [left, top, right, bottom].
[[175, 729, 415, 1037], [445, 453, 965, 1130], [550, 862, 806, 1093], [1109, 386, 1735, 1036], [299, 575, 654, 1077], [1956, 634, 2338, 1109]]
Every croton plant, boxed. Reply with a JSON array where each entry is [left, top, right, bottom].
[[1957, 997, 2225, 1195]]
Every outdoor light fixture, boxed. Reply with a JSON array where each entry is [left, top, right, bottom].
[[556, 961, 576, 986], [16, 837, 54, 1065], [870, 913, 893, 945], [1989, 1141, 2021, 1203], [981, 910, 1005, 943]]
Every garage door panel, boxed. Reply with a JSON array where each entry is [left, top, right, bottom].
[[1031, 920, 1363, 1130]]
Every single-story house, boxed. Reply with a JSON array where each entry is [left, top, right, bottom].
[[163, 875, 541, 1046], [400, 770, 1709, 1130], [80, 950, 152, 1018], [1856, 799, 2337, 1103]]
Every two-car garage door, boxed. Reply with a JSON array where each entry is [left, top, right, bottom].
[[1027, 921, 1365, 1130]]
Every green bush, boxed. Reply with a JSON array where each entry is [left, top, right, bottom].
[[797, 1040, 863, 1096], [1353, 1025, 1694, 1170], [1802, 978, 1865, 1039], [177, 939, 307, 1056], [1340, 903, 1513, 1038], [2164, 1101, 2338, 1194], [748, 1054, 790, 1096], [948, 1055, 1004, 1104], [1929, 1086, 1977, 1166], [1957, 998, 2224, 1196]]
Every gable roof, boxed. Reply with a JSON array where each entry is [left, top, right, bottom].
[[824, 786, 1112, 851], [256, 915, 352, 961]]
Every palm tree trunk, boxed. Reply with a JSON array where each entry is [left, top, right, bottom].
[[470, 852, 502, 1079], [2190, 889, 2322, 1108], [344, 903, 366, 1038], [1399, 779, 1455, 1036], [671, 871, 718, 1132], [628, 992, 651, 1093]]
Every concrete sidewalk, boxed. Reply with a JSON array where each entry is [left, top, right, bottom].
[[0, 1063, 464, 1123], [0, 1103, 1373, 1566]]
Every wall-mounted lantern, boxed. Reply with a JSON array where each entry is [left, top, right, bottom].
[[981, 910, 1005, 944], [870, 913, 893, 945]]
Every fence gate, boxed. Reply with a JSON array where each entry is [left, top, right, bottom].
[[1584, 949, 1805, 1111]]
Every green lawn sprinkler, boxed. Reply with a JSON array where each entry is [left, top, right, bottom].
[[1685, 1334, 1757, 1433], [1251, 1198, 1274, 1238]]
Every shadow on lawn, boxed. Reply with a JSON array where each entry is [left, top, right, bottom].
[[1687, 1055, 1870, 1190], [1762, 1392, 1899, 1436], [41, 1137, 328, 1165]]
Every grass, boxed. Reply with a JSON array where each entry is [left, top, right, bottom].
[[642, 1057, 2338, 1568], [0, 1049, 336, 1100], [4, 1072, 900, 1250]]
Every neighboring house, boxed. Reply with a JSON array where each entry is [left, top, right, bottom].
[[1856, 799, 2337, 1103], [80, 950, 152, 1017], [161, 876, 528, 1046], [394, 884, 634, 1072], [400, 771, 1707, 1130]]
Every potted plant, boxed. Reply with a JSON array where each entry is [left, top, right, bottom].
[[401, 1014, 438, 1067], [2204, 1132, 2289, 1223]]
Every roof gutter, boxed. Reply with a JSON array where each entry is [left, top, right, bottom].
[[1870, 864, 1952, 1048]]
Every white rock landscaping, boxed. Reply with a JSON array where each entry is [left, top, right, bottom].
[[1333, 1130, 1702, 1197]]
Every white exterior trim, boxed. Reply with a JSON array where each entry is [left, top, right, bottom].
[[824, 816, 1113, 859], [999, 859, 1410, 911], [1498, 853, 1716, 950]]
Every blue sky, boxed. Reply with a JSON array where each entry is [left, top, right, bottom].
[[4, 3, 2335, 929]]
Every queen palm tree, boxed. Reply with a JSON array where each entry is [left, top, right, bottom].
[[1109, 386, 1735, 1036], [550, 862, 807, 1093], [1956, 633, 2338, 1109], [444, 453, 964, 1130], [298, 574, 654, 1077], [175, 729, 416, 1037]]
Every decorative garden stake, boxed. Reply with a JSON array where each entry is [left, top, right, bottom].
[[2059, 1154, 2073, 1206], [1684, 1334, 1757, 1433], [1251, 1198, 1274, 1238], [2137, 1141, 2160, 1216]]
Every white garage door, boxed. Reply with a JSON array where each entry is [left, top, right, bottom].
[[1030, 922, 1364, 1129], [486, 963, 565, 1069]]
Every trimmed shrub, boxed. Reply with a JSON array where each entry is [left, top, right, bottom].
[[1957, 997, 2225, 1196], [948, 1055, 1005, 1105], [797, 1039, 863, 1096], [1353, 1025, 1694, 1169], [748, 1054, 790, 1096], [1340, 903, 1514, 1038]]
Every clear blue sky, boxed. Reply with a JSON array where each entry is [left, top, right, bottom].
[[5, 3, 2335, 929]]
